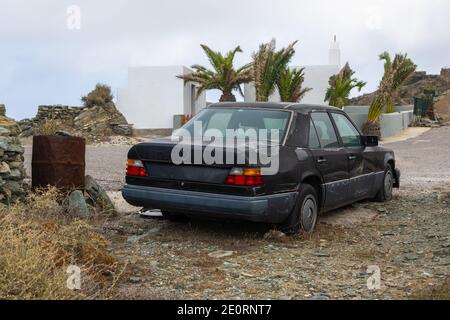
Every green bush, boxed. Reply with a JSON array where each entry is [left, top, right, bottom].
[[81, 84, 114, 108]]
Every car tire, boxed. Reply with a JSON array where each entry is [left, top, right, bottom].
[[375, 164, 394, 202], [279, 184, 319, 235], [161, 210, 187, 221]]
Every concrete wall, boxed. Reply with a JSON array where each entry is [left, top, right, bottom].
[[343, 105, 414, 138], [380, 113, 403, 138], [117, 66, 206, 129], [244, 65, 340, 105]]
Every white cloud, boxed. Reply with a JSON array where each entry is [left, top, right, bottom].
[[0, 0, 449, 119]]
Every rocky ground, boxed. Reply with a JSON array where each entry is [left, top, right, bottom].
[[22, 126, 450, 299], [105, 185, 449, 300]]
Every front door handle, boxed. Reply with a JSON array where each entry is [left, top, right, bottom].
[[348, 155, 357, 160], [317, 158, 328, 164]]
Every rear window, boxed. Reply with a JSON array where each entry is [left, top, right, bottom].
[[176, 108, 292, 143]]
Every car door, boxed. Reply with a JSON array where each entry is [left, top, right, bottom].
[[330, 112, 375, 201], [309, 112, 350, 209]]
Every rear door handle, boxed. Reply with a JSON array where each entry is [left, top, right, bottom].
[[317, 158, 328, 164], [348, 155, 357, 160]]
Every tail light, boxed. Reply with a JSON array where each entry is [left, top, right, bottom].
[[126, 159, 148, 177], [225, 167, 264, 186]]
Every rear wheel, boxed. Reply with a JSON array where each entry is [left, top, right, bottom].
[[375, 164, 394, 202], [279, 184, 318, 235]]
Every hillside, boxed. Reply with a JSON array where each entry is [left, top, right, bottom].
[[348, 68, 450, 108]]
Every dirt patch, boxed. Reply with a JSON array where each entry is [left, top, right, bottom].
[[320, 206, 378, 227], [380, 127, 430, 144], [107, 191, 140, 214]]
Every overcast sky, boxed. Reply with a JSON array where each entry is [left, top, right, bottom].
[[1, 0, 449, 120]]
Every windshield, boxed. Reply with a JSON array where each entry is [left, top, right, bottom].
[[174, 108, 292, 144]]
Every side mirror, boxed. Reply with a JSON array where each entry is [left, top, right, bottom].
[[364, 135, 379, 147]]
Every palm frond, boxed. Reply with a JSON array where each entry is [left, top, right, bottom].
[[177, 44, 253, 101], [252, 39, 298, 101], [324, 62, 366, 108], [368, 51, 416, 120]]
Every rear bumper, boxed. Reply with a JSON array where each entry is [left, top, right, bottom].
[[122, 185, 297, 223]]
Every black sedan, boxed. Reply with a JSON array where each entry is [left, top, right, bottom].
[[122, 102, 400, 234]]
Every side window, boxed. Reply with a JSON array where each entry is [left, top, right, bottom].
[[311, 112, 339, 148], [308, 119, 321, 148], [331, 113, 362, 147]]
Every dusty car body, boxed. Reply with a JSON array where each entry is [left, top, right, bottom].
[[122, 102, 400, 233]]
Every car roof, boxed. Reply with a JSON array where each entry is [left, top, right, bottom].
[[207, 102, 341, 114]]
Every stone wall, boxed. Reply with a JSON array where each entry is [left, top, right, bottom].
[[19, 103, 133, 141], [0, 105, 27, 205]]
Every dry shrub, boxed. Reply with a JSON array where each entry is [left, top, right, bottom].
[[81, 84, 114, 108], [38, 119, 59, 136], [0, 188, 124, 299]]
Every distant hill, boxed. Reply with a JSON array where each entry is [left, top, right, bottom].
[[348, 68, 450, 106]]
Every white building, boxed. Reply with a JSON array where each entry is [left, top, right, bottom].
[[117, 66, 206, 129], [244, 37, 341, 104], [117, 38, 341, 129]]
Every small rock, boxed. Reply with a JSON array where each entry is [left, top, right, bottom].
[[314, 252, 330, 257], [263, 230, 286, 240], [128, 276, 141, 283], [126, 227, 161, 243], [68, 190, 90, 218], [344, 289, 359, 297], [0, 127, 10, 136], [85, 175, 115, 215], [403, 254, 418, 262], [377, 207, 387, 213], [0, 162, 10, 174], [208, 250, 234, 258], [241, 272, 256, 278], [308, 294, 330, 300], [9, 169, 22, 180]]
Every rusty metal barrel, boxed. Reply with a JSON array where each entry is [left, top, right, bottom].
[[32, 136, 86, 191]]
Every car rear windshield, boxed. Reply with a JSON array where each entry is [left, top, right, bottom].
[[175, 108, 292, 143]]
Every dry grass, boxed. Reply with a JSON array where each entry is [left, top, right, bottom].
[[410, 280, 450, 300], [0, 188, 125, 299], [38, 119, 60, 136]]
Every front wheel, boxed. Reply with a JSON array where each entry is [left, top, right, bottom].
[[375, 164, 394, 202], [279, 184, 318, 235]]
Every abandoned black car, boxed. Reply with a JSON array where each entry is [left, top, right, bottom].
[[122, 102, 400, 233]]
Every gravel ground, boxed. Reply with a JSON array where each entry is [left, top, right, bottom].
[[105, 186, 449, 300], [23, 127, 450, 299]]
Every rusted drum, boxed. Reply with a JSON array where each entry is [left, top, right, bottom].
[[32, 136, 86, 191]]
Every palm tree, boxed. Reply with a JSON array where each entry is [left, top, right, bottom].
[[324, 63, 366, 108], [177, 44, 252, 102], [252, 39, 298, 101], [276, 67, 312, 102], [363, 52, 416, 136]]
